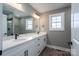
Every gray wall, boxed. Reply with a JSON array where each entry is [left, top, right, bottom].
[[40, 7, 71, 48]]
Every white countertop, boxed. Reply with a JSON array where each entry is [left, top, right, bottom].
[[3, 32, 47, 51]]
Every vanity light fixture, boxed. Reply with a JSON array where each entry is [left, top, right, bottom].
[[8, 21, 12, 23], [7, 3, 23, 12], [33, 13, 40, 19]]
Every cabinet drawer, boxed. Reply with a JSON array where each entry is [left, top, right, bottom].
[[36, 35, 47, 55]]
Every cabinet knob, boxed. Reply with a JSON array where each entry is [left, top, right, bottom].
[[0, 50, 2, 55], [68, 42, 73, 46], [38, 39, 40, 40]]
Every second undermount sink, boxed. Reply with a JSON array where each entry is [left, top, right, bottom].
[[13, 37, 26, 42], [13, 35, 35, 42]]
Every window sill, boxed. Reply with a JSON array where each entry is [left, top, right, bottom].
[[49, 29, 64, 32]]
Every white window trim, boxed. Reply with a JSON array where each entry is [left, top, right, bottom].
[[26, 18, 33, 30], [49, 12, 65, 31]]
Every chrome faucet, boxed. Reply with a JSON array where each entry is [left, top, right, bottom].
[[37, 31, 40, 34], [15, 34, 19, 39]]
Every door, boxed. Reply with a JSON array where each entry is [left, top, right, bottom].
[[3, 14, 7, 36], [0, 4, 3, 55], [71, 3, 79, 56]]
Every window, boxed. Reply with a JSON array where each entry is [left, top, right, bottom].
[[49, 12, 65, 31], [26, 18, 33, 30]]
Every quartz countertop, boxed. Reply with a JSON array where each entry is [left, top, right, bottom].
[[3, 32, 47, 51]]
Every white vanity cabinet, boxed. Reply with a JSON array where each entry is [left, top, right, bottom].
[[27, 35, 47, 56], [27, 38, 39, 56], [2, 42, 29, 56], [2, 34, 47, 56], [35, 35, 47, 55]]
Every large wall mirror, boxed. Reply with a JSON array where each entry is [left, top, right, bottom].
[[3, 3, 39, 36]]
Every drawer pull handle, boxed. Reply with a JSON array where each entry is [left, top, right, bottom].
[[24, 50, 28, 56], [44, 38, 45, 41], [37, 50, 40, 53]]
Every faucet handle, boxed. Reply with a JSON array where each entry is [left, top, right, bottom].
[[15, 33, 19, 36], [17, 34, 19, 36]]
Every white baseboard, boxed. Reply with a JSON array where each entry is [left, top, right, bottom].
[[46, 44, 71, 52]]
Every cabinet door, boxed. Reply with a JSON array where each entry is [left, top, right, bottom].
[[27, 39, 38, 56], [2, 43, 28, 56], [39, 36, 45, 51], [2, 35, 47, 56], [36, 35, 47, 55]]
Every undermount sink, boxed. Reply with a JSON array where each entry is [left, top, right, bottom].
[[13, 37, 26, 42]]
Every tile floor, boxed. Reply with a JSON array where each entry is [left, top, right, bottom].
[[39, 47, 71, 56]]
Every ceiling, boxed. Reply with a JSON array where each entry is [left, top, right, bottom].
[[3, 4, 30, 18], [3, 3, 71, 18], [30, 3, 71, 13]]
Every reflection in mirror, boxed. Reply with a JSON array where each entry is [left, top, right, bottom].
[[3, 3, 38, 36], [7, 15, 13, 36], [14, 16, 36, 35], [3, 9, 14, 36]]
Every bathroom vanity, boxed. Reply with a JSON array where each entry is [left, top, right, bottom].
[[2, 4, 46, 56], [2, 32, 47, 56]]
